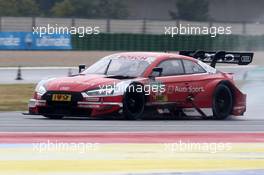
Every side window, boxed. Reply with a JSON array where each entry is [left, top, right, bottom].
[[183, 60, 206, 74], [157, 59, 184, 76]]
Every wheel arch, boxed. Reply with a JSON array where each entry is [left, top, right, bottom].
[[199, 79, 235, 110]]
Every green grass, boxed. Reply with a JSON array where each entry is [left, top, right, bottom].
[[0, 84, 35, 111]]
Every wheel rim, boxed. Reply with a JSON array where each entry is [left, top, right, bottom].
[[215, 89, 231, 114], [126, 91, 143, 114]]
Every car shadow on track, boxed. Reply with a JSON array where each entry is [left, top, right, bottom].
[[24, 114, 244, 121]]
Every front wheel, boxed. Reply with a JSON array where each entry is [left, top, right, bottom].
[[123, 84, 145, 120], [212, 84, 233, 120]]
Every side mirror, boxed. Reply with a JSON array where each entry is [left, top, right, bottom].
[[79, 64, 86, 73], [149, 67, 163, 80]]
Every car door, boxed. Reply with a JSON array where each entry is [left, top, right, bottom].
[[149, 59, 190, 106], [181, 59, 212, 106]]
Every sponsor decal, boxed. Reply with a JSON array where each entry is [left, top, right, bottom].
[[167, 85, 204, 93], [241, 55, 252, 63], [149, 80, 168, 102], [154, 94, 168, 102], [0, 32, 72, 50], [52, 94, 72, 102], [116, 55, 156, 63]]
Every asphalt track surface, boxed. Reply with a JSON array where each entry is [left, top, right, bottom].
[[0, 111, 263, 132], [0, 65, 263, 132]]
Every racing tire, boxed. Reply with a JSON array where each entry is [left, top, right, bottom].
[[123, 84, 145, 120], [43, 115, 64, 119], [212, 84, 233, 120]]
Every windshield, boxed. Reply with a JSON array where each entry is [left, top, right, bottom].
[[82, 57, 150, 77]]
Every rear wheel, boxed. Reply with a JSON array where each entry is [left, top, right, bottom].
[[212, 84, 233, 120], [43, 115, 64, 119], [123, 84, 145, 120]]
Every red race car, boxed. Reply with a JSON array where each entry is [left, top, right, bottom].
[[27, 51, 253, 120]]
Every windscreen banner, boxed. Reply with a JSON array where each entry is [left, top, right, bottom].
[[0, 32, 72, 50]]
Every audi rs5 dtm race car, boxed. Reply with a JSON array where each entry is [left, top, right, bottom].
[[27, 51, 253, 120]]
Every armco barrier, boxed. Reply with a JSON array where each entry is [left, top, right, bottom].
[[72, 33, 264, 51]]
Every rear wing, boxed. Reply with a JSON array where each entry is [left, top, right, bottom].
[[179, 51, 254, 68]]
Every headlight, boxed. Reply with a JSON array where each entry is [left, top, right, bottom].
[[85, 86, 115, 96]]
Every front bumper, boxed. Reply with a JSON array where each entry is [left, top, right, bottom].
[[28, 94, 123, 117]]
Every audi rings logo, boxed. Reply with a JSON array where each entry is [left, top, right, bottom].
[[60, 86, 70, 91], [241, 55, 252, 63]]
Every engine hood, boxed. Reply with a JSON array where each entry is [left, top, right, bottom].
[[44, 74, 122, 92]]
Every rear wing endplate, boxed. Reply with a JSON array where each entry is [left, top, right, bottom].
[[179, 51, 254, 68]]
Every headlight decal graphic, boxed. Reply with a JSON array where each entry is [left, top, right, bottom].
[[35, 78, 56, 96]]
